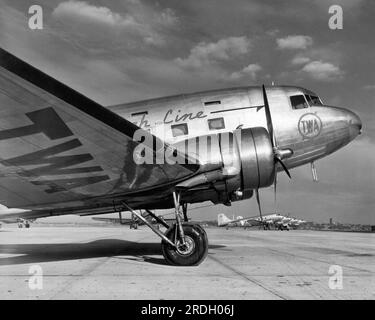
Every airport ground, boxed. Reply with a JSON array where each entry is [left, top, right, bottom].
[[0, 225, 373, 299]]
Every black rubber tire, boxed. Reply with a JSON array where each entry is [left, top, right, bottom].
[[161, 224, 208, 266]]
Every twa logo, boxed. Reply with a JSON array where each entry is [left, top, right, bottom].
[[298, 113, 322, 139]]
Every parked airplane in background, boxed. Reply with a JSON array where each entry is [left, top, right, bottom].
[[253, 213, 285, 229], [0, 205, 31, 227], [274, 216, 293, 230], [269, 216, 307, 230], [288, 218, 307, 229], [217, 213, 304, 230], [217, 213, 247, 228], [0, 48, 361, 266]]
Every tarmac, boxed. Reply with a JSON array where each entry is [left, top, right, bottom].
[[0, 225, 373, 299]]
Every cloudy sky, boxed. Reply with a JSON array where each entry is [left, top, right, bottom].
[[0, 0, 374, 224]]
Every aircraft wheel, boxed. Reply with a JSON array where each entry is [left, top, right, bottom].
[[161, 224, 208, 266]]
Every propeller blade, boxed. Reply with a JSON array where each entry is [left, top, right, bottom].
[[262, 84, 275, 147], [274, 172, 277, 213], [275, 157, 291, 179], [311, 161, 318, 182], [261, 85, 291, 229], [255, 189, 263, 229]]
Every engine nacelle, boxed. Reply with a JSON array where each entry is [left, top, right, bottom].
[[175, 127, 275, 204]]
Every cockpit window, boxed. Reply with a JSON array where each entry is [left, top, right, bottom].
[[308, 95, 323, 106], [290, 95, 309, 109], [305, 95, 313, 105]]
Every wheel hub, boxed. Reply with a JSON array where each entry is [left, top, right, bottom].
[[176, 235, 195, 255]]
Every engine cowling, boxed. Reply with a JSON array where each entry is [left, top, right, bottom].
[[175, 127, 275, 204], [232, 127, 275, 198]]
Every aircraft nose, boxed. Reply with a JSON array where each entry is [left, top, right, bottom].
[[346, 109, 362, 138]]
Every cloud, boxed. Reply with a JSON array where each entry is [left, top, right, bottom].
[[52, 0, 178, 47], [287, 47, 345, 81], [158, 8, 179, 27], [53, 1, 137, 27], [291, 56, 311, 65], [175, 36, 251, 69], [229, 64, 262, 81], [301, 60, 343, 81], [277, 35, 313, 50], [266, 29, 280, 37], [363, 84, 375, 90]]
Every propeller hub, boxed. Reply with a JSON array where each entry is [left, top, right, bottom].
[[275, 148, 293, 160]]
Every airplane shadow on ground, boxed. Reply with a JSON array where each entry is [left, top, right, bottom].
[[0, 239, 226, 266]]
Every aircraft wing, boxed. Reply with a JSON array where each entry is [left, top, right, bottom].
[[0, 48, 200, 221]]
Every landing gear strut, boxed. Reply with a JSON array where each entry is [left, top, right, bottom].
[[121, 192, 208, 266]]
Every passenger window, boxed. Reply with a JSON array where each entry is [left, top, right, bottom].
[[208, 117, 225, 130], [290, 95, 309, 109], [204, 100, 221, 106], [171, 123, 188, 137]]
